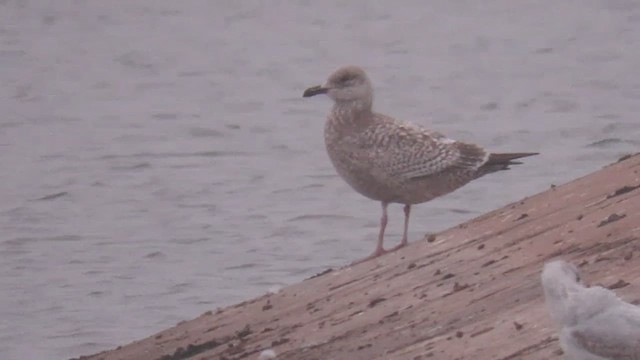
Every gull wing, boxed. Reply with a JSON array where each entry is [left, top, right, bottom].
[[570, 303, 640, 359]]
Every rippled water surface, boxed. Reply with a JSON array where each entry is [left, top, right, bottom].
[[2, 1, 640, 359]]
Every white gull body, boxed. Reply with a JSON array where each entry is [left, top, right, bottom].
[[541, 260, 640, 359]]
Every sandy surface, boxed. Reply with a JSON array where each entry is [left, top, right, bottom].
[[76, 154, 640, 360]]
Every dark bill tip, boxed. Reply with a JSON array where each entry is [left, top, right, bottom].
[[302, 85, 328, 98]]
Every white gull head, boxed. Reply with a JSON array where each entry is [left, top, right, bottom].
[[541, 259, 583, 326]]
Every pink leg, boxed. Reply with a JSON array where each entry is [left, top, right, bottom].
[[388, 204, 410, 252], [351, 202, 389, 265]]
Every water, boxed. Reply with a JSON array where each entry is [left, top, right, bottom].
[[1, 1, 639, 359]]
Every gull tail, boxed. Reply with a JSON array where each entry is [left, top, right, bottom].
[[480, 152, 539, 173]]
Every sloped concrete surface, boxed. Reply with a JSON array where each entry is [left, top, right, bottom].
[[76, 154, 640, 360]]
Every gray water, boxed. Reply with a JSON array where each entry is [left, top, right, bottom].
[[1, 1, 640, 359]]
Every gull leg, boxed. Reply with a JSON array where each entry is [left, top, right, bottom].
[[388, 204, 411, 252], [351, 202, 388, 265], [374, 201, 389, 254]]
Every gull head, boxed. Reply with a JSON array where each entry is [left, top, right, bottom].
[[542, 260, 582, 289], [303, 65, 373, 105], [541, 259, 583, 325]]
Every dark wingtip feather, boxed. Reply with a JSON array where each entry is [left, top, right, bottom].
[[486, 152, 538, 166], [479, 152, 538, 173]]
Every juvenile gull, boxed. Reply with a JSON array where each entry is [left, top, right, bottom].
[[302, 65, 538, 264], [541, 260, 640, 359]]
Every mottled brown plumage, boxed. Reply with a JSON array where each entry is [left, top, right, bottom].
[[303, 65, 538, 264]]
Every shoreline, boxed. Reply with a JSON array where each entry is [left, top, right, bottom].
[[76, 154, 640, 360]]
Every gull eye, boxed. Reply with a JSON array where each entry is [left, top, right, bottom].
[[338, 74, 353, 84]]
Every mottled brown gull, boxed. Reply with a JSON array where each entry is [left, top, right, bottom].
[[541, 260, 640, 359], [302, 65, 538, 264]]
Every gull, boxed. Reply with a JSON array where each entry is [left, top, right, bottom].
[[541, 259, 640, 359], [303, 65, 537, 264]]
